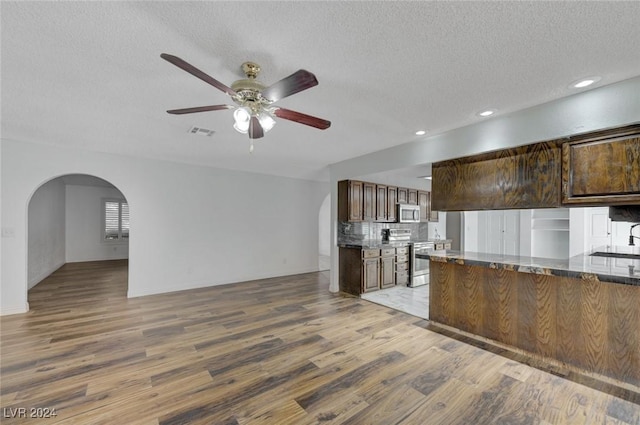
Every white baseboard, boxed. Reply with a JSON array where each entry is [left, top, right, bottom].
[[0, 302, 29, 316], [128, 267, 320, 299]]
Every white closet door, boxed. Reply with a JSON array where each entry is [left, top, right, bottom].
[[502, 210, 520, 256], [486, 211, 504, 255], [480, 210, 520, 256], [585, 207, 611, 251]]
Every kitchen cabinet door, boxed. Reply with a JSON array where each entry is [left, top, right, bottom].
[[387, 186, 398, 222], [562, 129, 640, 206], [408, 189, 418, 205], [348, 180, 363, 221], [418, 190, 429, 222], [363, 182, 376, 221], [362, 258, 380, 292], [376, 184, 388, 222], [380, 256, 395, 289], [398, 188, 408, 204], [338, 180, 364, 222]]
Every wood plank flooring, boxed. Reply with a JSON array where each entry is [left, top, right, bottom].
[[1, 260, 639, 424]]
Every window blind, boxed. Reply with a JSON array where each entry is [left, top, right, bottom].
[[104, 200, 129, 241]]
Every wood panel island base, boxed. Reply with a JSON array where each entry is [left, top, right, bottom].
[[427, 254, 640, 392]]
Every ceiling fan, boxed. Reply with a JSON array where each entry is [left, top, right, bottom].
[[161, 53, 331, 149]]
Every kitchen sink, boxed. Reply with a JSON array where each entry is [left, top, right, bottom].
[[590, 252, 640, 260]]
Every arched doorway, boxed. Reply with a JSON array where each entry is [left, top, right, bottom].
[[27, 174, 129, 307]]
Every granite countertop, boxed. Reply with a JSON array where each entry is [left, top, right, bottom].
[[338, 240, 413, 249], [416, 245, 640, 286], [338, 238, 453, 249]]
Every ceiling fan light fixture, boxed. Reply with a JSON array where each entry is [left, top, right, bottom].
[[258, 111, 276, 133], [233, 107, 251, 133], [161, 54, 331, 142]]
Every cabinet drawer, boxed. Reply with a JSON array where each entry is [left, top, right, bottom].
[[381, 248, 396, 257], [396, 262, 408, 271], [396, 271, 409, 284], [362, 249, 380, 258], [396, 254, 408, 263], [396, 247, 409, 255]]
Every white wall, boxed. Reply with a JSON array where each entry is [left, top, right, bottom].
[[318, 194, 330, 257], [66, 184, 129, 262], [27, 178, 66, 288], [1, 140, 329, 315]]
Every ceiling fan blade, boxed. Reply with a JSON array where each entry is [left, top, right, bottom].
[[249, 116, 264, 139], [261, 70, 318, 102], [167, 105, 234, 115], [274, 108, 331, 130], [161, 53, 237, 97]]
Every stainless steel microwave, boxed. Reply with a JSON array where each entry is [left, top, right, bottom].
[[397, 204, 420, 223]]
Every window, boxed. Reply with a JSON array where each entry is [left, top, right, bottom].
[[104, 199, 129, 241]]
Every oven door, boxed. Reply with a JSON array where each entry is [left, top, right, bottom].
[[410, 244, 433, 287]]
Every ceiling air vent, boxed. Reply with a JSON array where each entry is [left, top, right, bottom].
[[188, 126, 215, 137]]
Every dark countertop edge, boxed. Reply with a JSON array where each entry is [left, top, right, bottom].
[[418, 250, 640, 287]]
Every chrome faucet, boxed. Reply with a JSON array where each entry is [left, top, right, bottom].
[[630, 223, 640, 246]]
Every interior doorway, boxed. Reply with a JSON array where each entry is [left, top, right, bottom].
[[27, 174, 129, 305]]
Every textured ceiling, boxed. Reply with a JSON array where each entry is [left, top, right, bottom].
[[2, 1, 640, 181]]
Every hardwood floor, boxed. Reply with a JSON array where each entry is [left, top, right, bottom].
[[1, 260, 639, 424]]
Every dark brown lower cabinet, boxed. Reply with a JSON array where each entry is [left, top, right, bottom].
[[380, 250, 395, 289], [395, 247, 409, 285], [430, 260, 640, 388], [362, 257, 380, 292], [339, 247, 398, 295]]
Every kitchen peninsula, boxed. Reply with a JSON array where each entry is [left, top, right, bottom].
[[419, 247, 640, 390]]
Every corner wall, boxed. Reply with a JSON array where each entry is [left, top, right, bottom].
[[27, 178, 66, 288]]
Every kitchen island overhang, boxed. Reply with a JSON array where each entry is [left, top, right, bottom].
[[419, 248, 640, 391]]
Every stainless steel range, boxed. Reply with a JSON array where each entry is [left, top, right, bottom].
[[381, 228, 411, 242], [409, 241, 435, 287]]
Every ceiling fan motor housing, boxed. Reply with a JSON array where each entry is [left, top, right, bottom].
[[231, 62, 271, 110]]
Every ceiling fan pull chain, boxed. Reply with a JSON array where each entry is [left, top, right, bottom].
[[249, 141, 254, 154]]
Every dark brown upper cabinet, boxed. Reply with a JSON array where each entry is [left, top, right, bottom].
[[339, 180, 431, 222], [408, 189, 418, 205], [418, 190, 430, 222], [387, 186, 398, 222], [363, 182, 376, 221], [338, 180, 363, 221], [432, 141, 564, 211], [562, 126, 640, 206], [376, 184, 388, 221], [431, 124, 640, 211], [397, 187, 408, 204]]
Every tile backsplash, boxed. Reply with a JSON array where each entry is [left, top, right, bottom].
[[338, 221, 429, 244]]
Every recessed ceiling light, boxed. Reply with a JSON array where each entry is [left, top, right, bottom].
[[417, 175, 432, 180], [570, 76, 601, 89], [415, 130, 426, 136], [478, 109, 496, 117]]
